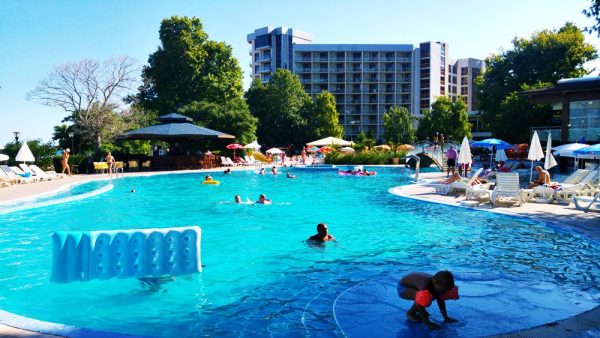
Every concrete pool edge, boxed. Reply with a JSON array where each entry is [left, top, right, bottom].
[[389, 179, 600, 337]]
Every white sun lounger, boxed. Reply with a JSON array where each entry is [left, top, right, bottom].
[[10, 166, 41, 182], [29, 164, 66, 179], [436, 168, 483, 195], [572, 192, 600, 213], [491, 172, 522, 207]]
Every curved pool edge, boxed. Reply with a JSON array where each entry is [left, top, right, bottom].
[[0, 309, 149, 338], [388, 183, 600, 337]]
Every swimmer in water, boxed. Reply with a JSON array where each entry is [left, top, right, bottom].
[[256, 194, 272, 204], [286, 172, 296, 179]]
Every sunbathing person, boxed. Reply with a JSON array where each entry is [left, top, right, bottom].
[[527, 166, 550, 188], [440, 173, 463, 184]]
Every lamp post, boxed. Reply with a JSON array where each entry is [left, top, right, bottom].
[[68, 132, 75, 154], [13, 131, 20, 144]]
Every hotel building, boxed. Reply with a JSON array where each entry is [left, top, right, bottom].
[[247, 26, 485, 141]]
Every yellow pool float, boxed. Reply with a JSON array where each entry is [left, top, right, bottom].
[[202, 180, 220, 185]]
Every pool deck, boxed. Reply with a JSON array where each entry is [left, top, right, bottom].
[[0, 168, 598, 337]]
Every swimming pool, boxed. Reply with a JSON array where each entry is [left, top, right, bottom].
[[0, 167, 598, 337]]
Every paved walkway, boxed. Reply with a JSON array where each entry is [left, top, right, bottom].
[[0, 169, 598, 337]]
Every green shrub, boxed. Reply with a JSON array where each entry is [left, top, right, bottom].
[[325, 149, 408, 165]]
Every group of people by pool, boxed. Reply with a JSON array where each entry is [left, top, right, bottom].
[[234, 193, 272, 204], [339, 168, 376, 176]]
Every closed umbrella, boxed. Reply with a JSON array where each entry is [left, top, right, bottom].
[[527, 131, 544, 181], [544, 133, 557, 170], [457, 136, 472, 177], [15, 142, 35, 163], [495, 149, 508, 162]]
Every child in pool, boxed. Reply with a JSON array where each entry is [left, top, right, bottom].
[[397, 271, 459, 329]]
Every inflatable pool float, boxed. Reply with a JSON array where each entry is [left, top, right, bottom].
[[338, 171, 376, 176], [202, 180, 220, 185]]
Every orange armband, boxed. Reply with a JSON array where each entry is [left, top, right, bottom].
[[415, 289, 433, 307], [439, 286, 459, 300]]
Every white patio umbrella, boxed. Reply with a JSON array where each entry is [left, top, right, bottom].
[[15, 142, 35, 163], [340, 147, 355, 153], [457, 136, 472, 177], [527, 131, 544, 181], [544, 132, 557, 170], [0, 154, 8, 162], [266, 148, 283, 154], [306, 137, 353, 147], [495, 149, 508, 162], [244, 140, 261, 149], [552, 143, 588, 158]]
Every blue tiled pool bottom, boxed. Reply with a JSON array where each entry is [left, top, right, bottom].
[[0, 167, 598, 337]]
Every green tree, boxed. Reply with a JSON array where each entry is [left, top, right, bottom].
[[583, 0, 600, 37], [476, 23, 597, 142], [180, 98, 258, 144], [136, 16, 243, 113], [416, 96, 471, 141], [383, 106, 415, 144], [311, 91, 343, 139], [245, 69, 313, 147]]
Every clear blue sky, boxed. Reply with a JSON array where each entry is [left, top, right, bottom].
[[0, 0, 598, 146]]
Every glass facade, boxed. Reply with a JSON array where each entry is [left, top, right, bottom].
[[569, 100, 600, 142]]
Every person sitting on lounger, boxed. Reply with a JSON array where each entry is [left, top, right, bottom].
[[528, 166, 550, 188], [440, 173, 463, 184]]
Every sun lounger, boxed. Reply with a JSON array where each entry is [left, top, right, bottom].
[[436, 168, 483, 195], [225, 157, 239, 166], [491, 172, 522, 207], [10, 166, 41, 182], [23, 163, 63, 180], [572, 192, 600, 213], [20, 163, 54, 181], [0, 165, 27, 184], [553, 171, 599, 204]]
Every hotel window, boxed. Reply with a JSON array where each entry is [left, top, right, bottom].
[[461, 67, 468, 75], [461, 87, 469, 95]]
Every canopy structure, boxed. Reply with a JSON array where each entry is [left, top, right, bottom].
[[266, 148, 283, 154], [553, 143, 589, 158], [306, 137, 354, 147], [244, 141, 261, 149], [0, 154, 8, 162], [120, 113, 234, 141], [15, 142, 35, 163], [573, 144, 600, 158], [471, 138, 512, 167]]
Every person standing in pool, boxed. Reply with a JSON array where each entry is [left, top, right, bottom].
[[308, 223, 335, 242], [256, 194, 271, 204], [397, 271, 459, 329]]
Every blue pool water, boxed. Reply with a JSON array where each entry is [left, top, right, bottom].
[[0, 167, 598, 337]]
